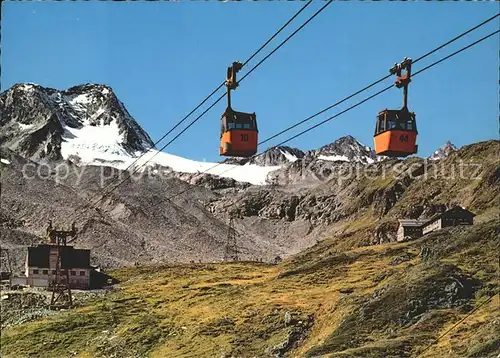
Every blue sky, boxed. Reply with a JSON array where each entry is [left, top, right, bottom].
[[2, 2, 499, 161]]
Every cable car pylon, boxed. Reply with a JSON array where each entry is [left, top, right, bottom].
[[223, 216, 239, 262]]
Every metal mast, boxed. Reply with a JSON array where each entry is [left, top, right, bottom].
[[48, 221, 77, 309], [223, 216, 239, 262]]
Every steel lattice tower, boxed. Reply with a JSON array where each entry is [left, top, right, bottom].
[[223, 217, 239, 262], [47, 221, 77, 309]]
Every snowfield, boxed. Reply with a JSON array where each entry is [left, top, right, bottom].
[[136, 150, 281, 185], [280, 149, 299, 162], [318, 154, 350, 162], [60, 121, 280, 185]]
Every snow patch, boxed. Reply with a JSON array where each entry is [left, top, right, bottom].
[[67, 93, 92, 107], [136, 150, 280, 185], [60, 121, 279, 185], [318, 154, 350, 162], [61, 120, 132, 166], [280, 149, 298, 162], [19, 83, 36, 91], [18, 123, 34, 130]]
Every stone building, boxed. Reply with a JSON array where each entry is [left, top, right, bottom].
[[396, 219, 426, 242], [16, 244, 92, 289], [396, 206, 476, 242], [421, 206, 475, 235]]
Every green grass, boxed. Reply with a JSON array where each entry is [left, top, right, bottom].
[[1, 222, 498, 358]]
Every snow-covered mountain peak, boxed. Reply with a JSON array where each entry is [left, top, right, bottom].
[[311, 135, 378, 164], [251, 146, 305, 166], [0, 83, 154, 162], [429, 141, 458, 160], [1, 82, 435, 187]]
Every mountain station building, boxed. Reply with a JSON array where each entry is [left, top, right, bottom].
[[397, 206, 475, 242], [11, 244, 92, 289]]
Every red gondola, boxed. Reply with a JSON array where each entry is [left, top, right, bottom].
[[219, 62, 258, 157], [374, 57, 418, 157]]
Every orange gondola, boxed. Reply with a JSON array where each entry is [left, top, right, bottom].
[[220, 62, 258, 157], [374, 57, 418, 157]]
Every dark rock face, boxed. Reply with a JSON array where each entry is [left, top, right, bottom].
[[269, 313, 315, 358], [266, 137, 381, 186], [222, 146, 305, 166], [249, 146, 305, 166], [0, 83, 154, 162], [308, 135, 378, 164]]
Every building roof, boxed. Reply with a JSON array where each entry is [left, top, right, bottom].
[[398, 206, 476, 230], [398, 219, 426, 228], [27, 245, 91, 269], [422, 206, 476, 227], [27, 246, 50, 268]]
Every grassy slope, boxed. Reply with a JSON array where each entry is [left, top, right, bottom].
[[1, 221, 498, 358], [2, 141, 498, 357]]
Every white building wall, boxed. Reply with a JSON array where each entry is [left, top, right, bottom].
[[11, 276, 28, 286], [24, 266, 91, 289], [423, 219, 442, 235], [397, 226, 405, 241]]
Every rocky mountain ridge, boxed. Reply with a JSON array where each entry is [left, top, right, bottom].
[[1, 82, 459, 187], [0, 83, 153, 164], [1, 82, 492, 273], [429, 140, 458, 160]]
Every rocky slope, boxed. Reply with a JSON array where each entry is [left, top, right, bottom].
[[1, 82, 498, 274], [1, 221, 498, 357], [3, 137, 494, 273], [209, 139, 499, 251], [429, 140, 458, 160], [0, 147, 291, 274]]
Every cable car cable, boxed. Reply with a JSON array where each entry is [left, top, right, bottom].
[[90, 0, 312, 203], [147, 0, 334, 164], [66, 1, 328, 220], [162, 28, 500, 203], [75, 5, 492, 215], [412, 13, 499, 65], [241, 1, 313, 67], [417, 294, 497, 357], [271, 29, 500, 149], [259, 12, 499, 147], [237, 0, 333, 84]]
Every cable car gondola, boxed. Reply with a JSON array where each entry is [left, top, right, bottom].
[[374, 57, 418, 157], [220, 61, 258, 157]]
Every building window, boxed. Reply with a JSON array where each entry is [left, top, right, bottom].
[[42, 270, 48, 275], [33, 269, 39, 274], [70, 271, 76, 276], [80, 271, 86, 276]]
